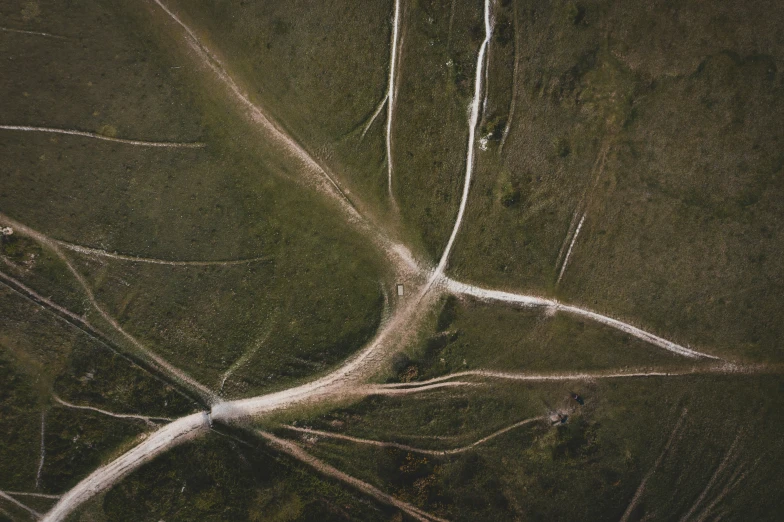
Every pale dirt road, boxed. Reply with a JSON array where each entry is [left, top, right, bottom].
[[444, 278, 719, 359]]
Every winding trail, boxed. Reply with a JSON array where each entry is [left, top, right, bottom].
[[386, 0, 403, 200], [620, 408, 688, 522], [257, 431, 447, 522], [218, 315, 277, 392], [36, 410, 46, 490], [0, 125, 204, 148], [283, 415, 544, 456], [444, 278, 719, 359], [429, 0, 493, 285], [53, 394, 173, 424]]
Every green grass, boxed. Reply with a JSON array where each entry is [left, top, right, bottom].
[[288, 374, 784, 521], [70, 431, 402, 522]]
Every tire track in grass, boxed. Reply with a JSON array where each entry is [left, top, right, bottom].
[[0, 125, 205, 148], [620, 408, 688, 522], [257, 431, 448, 522], [282, 415, 544, 456], [53, 394, 173, 425], [0, 27, 68, 40]]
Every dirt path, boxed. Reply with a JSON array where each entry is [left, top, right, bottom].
[[283, 415, 544, 456], [375, 364, 761, 389], [36, 410, 46, 489], [620, 408, 688, 522], [218, 315, 277, 392], [0, 213, 216, 402], [150, 0, 422, 282], [4, 492, 60, 500], [386, 0, 403, 201], [443, 278, 719, 359], [0, 125, 204, 148], [42, 412, 209, 522], [53, 394, 173, 424], [257, 431, 447, 522], [429, 0, 493, 286], [0, 490, 41, 518]]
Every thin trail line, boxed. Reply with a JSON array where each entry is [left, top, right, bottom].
[[620, 408, 688, 522], [218, 314, 277, 392], [52, 238, 269, 266], [359, 95, 388, 141], [555, 209, 581, 269], [53, 394, 173, 424], [0, 125, 205, 148], [0, 490, 41, 518], [499, 0, 520, 153], [0, 26, 68, 40], [375, 364, 762, 389], [556, 212, 585, 285], [36, 410, 46, 490], [0, 213, 216, 402], [0, 270, 201, 406], [283, 416, 544, 456], [258, 431, 447, 522], [428, 0, 493, 287], [4, 492, 61, 500], [151, 0, 353, 213]]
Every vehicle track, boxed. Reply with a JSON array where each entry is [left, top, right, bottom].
[[283, 415, 544, 456], [0, 125, 205, 147]]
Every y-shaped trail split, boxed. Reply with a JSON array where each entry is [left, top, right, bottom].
[[0, 125, 205, 148]]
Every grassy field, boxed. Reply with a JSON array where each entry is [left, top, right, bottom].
[[284, 374, 784, 521], [1, 0, 783, 519], [446, 0, 784, 364]]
